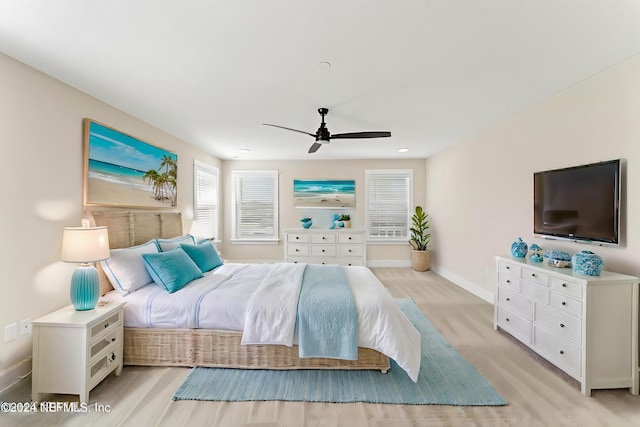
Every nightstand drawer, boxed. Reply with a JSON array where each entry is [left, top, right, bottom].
[[89, 350, 121, 390], [90, 329, 120, 360], [90, 312, 121, 339]]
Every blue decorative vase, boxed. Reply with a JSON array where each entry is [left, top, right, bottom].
[[300, 218, 312, 229], [572, 250, 604, 276], [510, 238, 528, 258], [70, 265, 100, 311], [544, 250, 572, 268]]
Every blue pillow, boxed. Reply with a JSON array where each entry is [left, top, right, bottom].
[[141, 248, 204, 293], [180, 242, 224, 272]]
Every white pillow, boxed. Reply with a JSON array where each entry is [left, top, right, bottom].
[[156, 234, 196, 252], [100, 240, 159, 295]]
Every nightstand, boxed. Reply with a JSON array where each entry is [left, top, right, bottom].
[[31, 301, 126, 403]]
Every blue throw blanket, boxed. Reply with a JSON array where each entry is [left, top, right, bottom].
[[296, 265, 358, 360]]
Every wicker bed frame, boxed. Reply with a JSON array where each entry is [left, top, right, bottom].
[[91, 210, 390, 373]]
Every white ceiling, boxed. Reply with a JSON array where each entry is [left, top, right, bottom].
[[2, 1, 640, 160]]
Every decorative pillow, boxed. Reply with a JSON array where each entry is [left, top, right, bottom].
[[156, 234, 196, 252], [180, 242, 224, 273], [142, 248, 204, 293], [100, 240, 159, 296]]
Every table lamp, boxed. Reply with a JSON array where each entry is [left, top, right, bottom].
[[61, 226, 110, 310]]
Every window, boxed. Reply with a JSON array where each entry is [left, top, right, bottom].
[[192, 160, 219, 239], [231, 170, 279, 243], [365, 169, 413, 241]]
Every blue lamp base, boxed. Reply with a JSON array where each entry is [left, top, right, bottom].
[[70, 264, 100, 311]]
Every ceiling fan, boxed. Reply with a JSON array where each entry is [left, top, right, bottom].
[[263, 108, 391, 153]]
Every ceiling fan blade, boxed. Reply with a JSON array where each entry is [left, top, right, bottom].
[[262, 123, 316, 138], [308, 142, 322, 153], [331, 131, 391, 139]]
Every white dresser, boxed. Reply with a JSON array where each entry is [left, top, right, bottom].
[[494, 256, 639, 396], [283, 228, 366, 266]]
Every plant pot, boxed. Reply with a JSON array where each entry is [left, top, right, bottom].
[[343, 220, 351, 228], [411, 250, 431, 272]]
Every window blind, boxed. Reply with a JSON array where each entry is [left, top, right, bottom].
[[193, 161, 219, 239], [365, 170, 412, 240], [232, 170, 279, 241]]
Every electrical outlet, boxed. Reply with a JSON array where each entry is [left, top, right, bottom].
[[4, 323, 17, 343], [20, 318, 31, 336]]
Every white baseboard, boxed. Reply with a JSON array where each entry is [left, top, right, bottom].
[[431, 266, 494, 304], [0, 358, 31, 394]]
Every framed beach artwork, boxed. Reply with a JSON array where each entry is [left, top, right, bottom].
[[83, 119, 178, 208], [293, 179, 355, 209]]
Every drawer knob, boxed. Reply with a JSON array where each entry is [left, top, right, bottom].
[[109, 352, 116, 362], [322, 249, 325, 252], [559, 350, 564, 355], [561, 301, 566, 306], [322, 237, 326, 240], [348, 249, 352, 253], [104, 323, 109, 328], [111, 337, 116, 342], [506, 266, 510, 270], [562, 283, 567, 288], [506, 298, 510, 302], [295, 249, 299, 252], [348, 237, 352, 240], [506, 318, 510, 322], [296, 236, 299, 240], [560, 323, 565, 328], [506, 280, 511, 284], [531, 273, 536, 277]]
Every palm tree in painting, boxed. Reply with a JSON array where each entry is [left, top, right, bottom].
[[143, 155, 177, 205]]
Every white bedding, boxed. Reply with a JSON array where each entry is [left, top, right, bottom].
[[104, 263, 421, 382]]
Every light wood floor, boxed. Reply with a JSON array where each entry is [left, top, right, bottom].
[[2, 268, 640, 426]]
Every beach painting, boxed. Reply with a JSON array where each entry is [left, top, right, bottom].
[[293, 179, 355, 208], [83, 119, 178, 208]]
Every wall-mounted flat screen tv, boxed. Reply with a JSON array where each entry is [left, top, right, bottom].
[[533, 159, 621, 245]]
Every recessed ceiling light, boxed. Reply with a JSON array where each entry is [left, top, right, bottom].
[[239, 148, 251, 153], [398, 148, 409, 153], [318, 61, 331, 69]]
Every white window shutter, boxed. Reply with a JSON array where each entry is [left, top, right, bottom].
[[193, 160, 219, 239], [365, 170, 412, 240]]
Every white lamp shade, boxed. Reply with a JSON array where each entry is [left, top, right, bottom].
[[61, 226, 110, 263]]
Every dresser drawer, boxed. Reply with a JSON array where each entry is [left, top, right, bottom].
[[311, 234, 336, 244], [287, 245, 309, 257], [497, 288, 532, 320], [90, 312, 121, 339], [338, 233, 363, 244], [522, 267, 549, 287], [534, 303, 581, 346], [533, 325, 581, 377], [549, 292, 582, 318], [550, 277, 583, 300], [338, 258, 364, 266], [338, 245, 362, 257], [498, 273, 520, 292], [287, 233, 310, 243], [498, 261, 521, 277], [496, 307, 531, 343], [89, 350, 121, 390], [311, 245, 337, 257], [521, 281, 550, 304]]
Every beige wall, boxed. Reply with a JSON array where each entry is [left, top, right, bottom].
[[0, 53, 220, 378], [219, 159, 426, 264], [426, 54, 640, 302]]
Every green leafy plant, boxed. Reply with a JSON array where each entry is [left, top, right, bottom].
[[339, 214, 351, 221], [409, 206, 431, 251]]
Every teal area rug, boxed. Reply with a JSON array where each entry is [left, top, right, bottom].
[[173, 299, 507, 406]]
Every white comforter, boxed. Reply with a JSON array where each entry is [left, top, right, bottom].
[[105, 263, 421, 382]]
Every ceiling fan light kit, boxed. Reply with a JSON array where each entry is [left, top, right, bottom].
[[263, 108, 391, 153]]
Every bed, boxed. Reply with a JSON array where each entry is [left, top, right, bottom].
[[91, 210, 421, 381]]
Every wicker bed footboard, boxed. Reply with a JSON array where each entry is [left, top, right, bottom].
[[123, 327, 390, 372]]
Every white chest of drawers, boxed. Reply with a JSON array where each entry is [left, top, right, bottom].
[[494, 256, 639, 396], [283, 229, 366, 266], [31, 301, 126, 403]]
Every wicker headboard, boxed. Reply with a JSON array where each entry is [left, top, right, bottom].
[[89, 210, 184, 294], [91, 210, 183, 249]]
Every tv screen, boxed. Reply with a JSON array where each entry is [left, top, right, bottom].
[[533, 159, 621, 245]]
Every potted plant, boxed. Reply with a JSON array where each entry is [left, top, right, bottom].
[[409, 206, 431, 271], [339, 214, 351, 228]]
